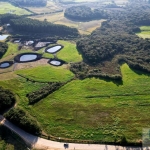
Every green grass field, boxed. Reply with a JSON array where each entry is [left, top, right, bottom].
[[0, 2, 31, 15], [11, 63, 150, 143], [57, 40, 82, 62], [136, 26, 150, 38], [15, 65, 75, 82]]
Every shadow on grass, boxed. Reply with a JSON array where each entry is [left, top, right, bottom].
[[129, 66, 150, 77]]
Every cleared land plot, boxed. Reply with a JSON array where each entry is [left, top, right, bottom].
[[0, 2, 31, 15], [57, 40, 82, 62], [25, 1, 62, 14], [30, 12, 105, 34], [136, 26, 150, 38], [15, 65, 75, 82], [21, 64, 150, 142]]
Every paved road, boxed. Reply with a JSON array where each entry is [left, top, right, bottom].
[[0, 115, 149, 150]]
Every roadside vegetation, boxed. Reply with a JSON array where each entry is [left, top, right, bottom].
[[0, 86, 16, 113], [0, 125, 27, 150], [4, 107, 41, 135]]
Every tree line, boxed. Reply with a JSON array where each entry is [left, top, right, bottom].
[[27, 82, 63, 104], [0, 14, 79, 39], [0, 42, 8, 58], [64, 5, 108, 21], [4, 107, 41, 135], [0, 86, 15, 113]]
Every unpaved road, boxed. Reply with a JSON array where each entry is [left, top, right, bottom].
[[0, 115, 148, 150]]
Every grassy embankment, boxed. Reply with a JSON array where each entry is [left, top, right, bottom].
[[0, 2, 31, 15], [136, 26, 150, 38]]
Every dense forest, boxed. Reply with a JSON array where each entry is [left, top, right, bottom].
[[4, 107, 41, 135], [0, 14, 79, 39], [0, 0, 47, 6], [0, 87, 15, 113], [64, 6, 108, 21], [0, 42, 8, 58], [71, 3, 150, 80]]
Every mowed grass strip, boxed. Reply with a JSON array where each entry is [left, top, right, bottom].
[[0, 2, 31, 15], [26, 64, 150, 142], [15, 65, 75, 82], [57, 40, 82, 62]]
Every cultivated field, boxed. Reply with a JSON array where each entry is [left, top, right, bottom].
[[1, 63, 150, 143], [0, 2, 31, 15], [136, 26, 150, 38]]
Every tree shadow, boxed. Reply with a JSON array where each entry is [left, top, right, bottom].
[[93, 76, 123, 86], [129, 66, 150, 77]]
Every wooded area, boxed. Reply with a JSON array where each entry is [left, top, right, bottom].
[[0, 42, 8, 58], [0, 87, 15, 113], [72, 3, 150, 80], [4, 107, 41, 135], [64, 6, 108, 21], [0, 14, 79, 39]]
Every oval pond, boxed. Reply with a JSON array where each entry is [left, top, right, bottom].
[[49, 60, 62, 66], [0, 35, 9, 41], [46, 45, 62, 54]]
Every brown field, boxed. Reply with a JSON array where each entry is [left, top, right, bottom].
[[30, 12, 106, 34]]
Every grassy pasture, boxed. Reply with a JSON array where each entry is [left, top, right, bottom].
[[22, 63, 150, 142], [15, 65, 75, 82], [0, 2, 31, 15], [136, 26, 150, 38], [57, 40, 82, 62]]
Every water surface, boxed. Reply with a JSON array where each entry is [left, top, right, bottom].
[[0, 35, 9, 40], [46, 45, 62, 53], [49, 60, 61, 66], [0, 62, 10, 68], [20, 54, 37, 62]]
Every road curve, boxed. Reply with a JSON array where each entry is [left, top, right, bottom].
[[0, 115, 147, 150]]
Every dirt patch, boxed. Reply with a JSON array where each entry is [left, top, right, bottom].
[[14, 58, 49, 71], [0, 72, 18, 80]]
